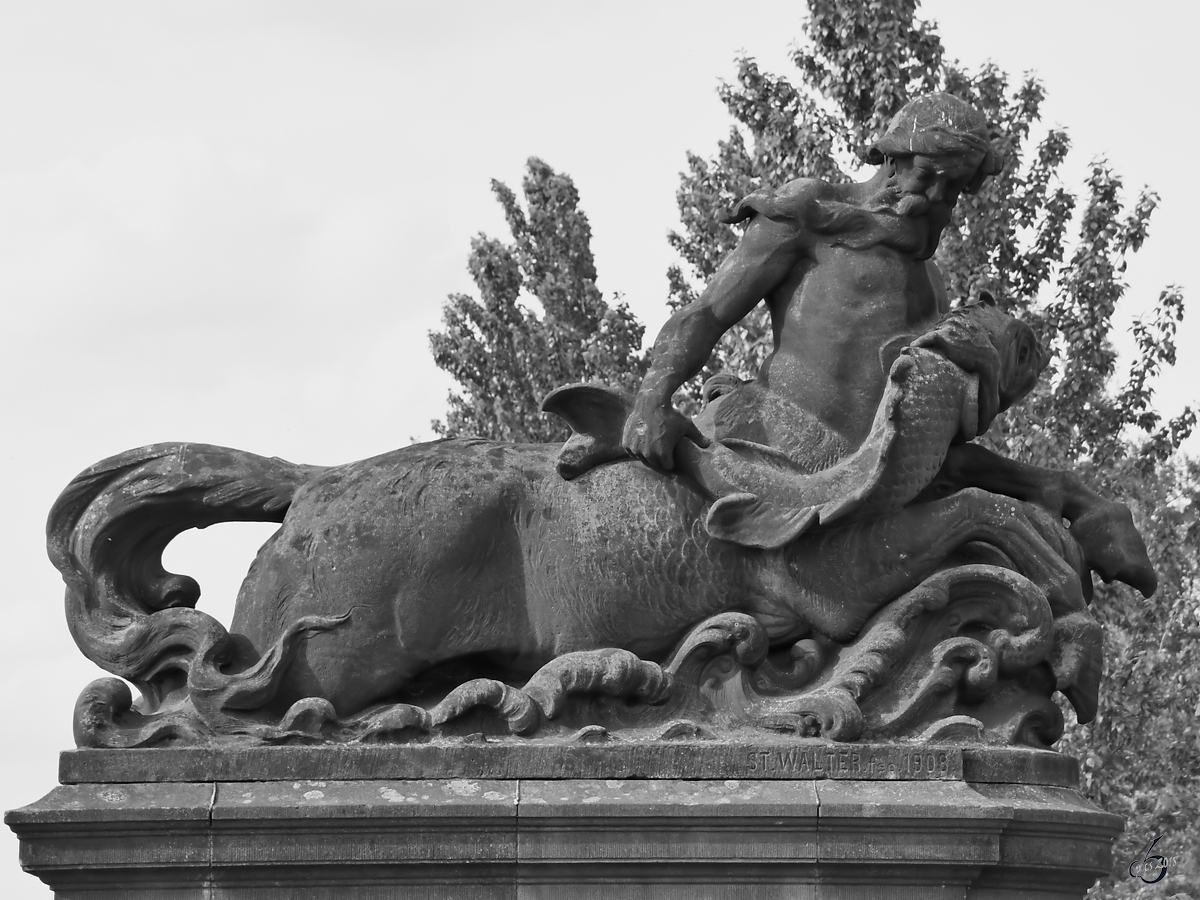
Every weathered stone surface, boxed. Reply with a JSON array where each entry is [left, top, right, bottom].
[[15, 89, 1138, 900], [57, 741, 982, 785], [51, 115, 1156, 752], [815, 780, 1010, 863], [212, 779, 518, 868], [518, 778, 819, 865], [58, 741, 1088, 787], [962, 745, 1079, 787], [7, 776, 1121, 899], [969, 782, 1126, 899], [6, 783, 214, 896]]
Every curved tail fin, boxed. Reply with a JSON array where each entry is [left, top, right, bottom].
[[541, 383, 634, 478], [48, 443, 328, 715]]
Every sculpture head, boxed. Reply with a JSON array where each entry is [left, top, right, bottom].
[[977, 293, 1047, 412], [931, 292, 1047, 415], [866, 93, 1003, 191], [865, 94, 1004, 255]]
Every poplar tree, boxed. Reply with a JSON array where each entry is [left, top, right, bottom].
[[668, 5, 1198, 893], [431, 6, 1199, 892], [430, 157, 646, 442]]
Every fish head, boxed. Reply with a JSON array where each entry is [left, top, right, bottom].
[[996, 316, 1046, 410], [947, 292, 1047, 414]]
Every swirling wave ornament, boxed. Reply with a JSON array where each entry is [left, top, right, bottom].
[[866, 636, 998, 738], [68, 564, 1075, 748], [749, 638, 827, 694], [429, 679, 541, 735], [768, 565, 1054, 742], [663, 612, 770, 675], [351, 704, 435, 743], [74, 678, 210, 749], [968, 667, 1065, 748], [273, 698, 340, 742], [522, 648, 670, 718], [656, 612, 774, 730], [188, 613, 351, 727]]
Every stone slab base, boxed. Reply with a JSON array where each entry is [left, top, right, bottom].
[[54, 742, 1080, 787], [8, 770, 1121, 899]]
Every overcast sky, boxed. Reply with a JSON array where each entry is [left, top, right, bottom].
[[3, 2, 1196, 894]]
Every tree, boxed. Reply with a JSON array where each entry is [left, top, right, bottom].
[[430, 157, 646, 442], [666, 2, 1198, 895], [432, 5, 1199, 895]]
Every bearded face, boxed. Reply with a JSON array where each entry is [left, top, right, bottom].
[[893, 191, 932, 219], [883, 153, 982, 214], [868, 152, 984, 258]]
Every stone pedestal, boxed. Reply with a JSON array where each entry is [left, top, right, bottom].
[[7, 742, 1122, 899]]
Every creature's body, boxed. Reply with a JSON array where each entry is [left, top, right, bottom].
[[230, 439, 1091, 717], [48, 96, 1156, 750], [232, 441, 761, 714], [56, 444, 1091, 726], [50, 301, 1153, 728]]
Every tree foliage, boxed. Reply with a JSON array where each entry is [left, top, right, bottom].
[[432, 5, 1199, 894], [430, 157, 646, 442], [665, 2, 1198, 894]]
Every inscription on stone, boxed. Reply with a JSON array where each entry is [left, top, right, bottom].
[[59, 743, 965, 784], [745, 745, 958, 780]]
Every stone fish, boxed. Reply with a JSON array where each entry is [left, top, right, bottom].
[[547, 297, 1045, 549]]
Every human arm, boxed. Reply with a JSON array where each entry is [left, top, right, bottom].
[[623, 210, 810, 469]]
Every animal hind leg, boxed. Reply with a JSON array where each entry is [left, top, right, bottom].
[[788, 487, 1097, 718], [919, 443, 1156, 596], [787, 487, 1088, 640]]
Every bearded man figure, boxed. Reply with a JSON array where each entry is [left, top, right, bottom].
[[623, 92, 1004, 471], [617, 91, 1154, 599], [44, 93, 1154, 753]]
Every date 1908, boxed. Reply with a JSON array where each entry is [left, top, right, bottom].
[[745, 746, 957, 779]]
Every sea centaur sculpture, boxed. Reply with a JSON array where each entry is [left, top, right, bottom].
[[56, 94, 1155, 750]]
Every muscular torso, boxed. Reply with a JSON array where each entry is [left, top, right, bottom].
[[623, 175, 955, 472], [758, 232, 948, 446]]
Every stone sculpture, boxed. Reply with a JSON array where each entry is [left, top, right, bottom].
[[54, 94, 1155, 754]]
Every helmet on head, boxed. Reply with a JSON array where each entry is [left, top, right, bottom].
[[864, 93, 1004, 194]]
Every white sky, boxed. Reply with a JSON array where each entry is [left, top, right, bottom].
[[3, 2, 1196, 894]]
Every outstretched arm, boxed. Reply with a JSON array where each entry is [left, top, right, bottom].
[[623, 212, 809, 470]]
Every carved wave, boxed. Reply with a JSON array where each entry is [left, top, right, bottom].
[[73, 563, 1075, 750]]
